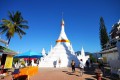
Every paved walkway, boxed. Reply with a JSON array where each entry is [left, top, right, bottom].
[[1, 67, 112, 80], [31, 67, 96, 80]]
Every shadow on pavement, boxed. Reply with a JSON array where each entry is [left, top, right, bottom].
[[62, 70, 77, 76], [13, 75, 27, 80], [85, 78, 94, 80]]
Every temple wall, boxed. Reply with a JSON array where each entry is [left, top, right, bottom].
[[117, 41, 120, 60], [100, 41, 120, 76], [102, 51, 119, 63]]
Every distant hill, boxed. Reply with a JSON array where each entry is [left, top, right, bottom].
[[75, 51, 102, 61], [75, 51, 93, 56]]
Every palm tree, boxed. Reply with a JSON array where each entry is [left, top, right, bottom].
[[0, 11, 29, 44]]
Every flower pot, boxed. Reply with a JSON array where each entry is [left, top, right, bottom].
[[96, 73, 102, 80]]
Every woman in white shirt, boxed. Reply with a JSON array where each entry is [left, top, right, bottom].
[[79, 59, 85, 76]]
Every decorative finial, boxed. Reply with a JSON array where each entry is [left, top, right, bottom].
[[61, 12, 64, 26], [62, 12, 64, 20]]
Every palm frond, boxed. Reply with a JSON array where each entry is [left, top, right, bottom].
[[16, 30, 26, 39], [8, 11, 14, 21], [2, 19, 13, 28], [0, 27, 8, 34], [0, 24, 2, 28], [17, 31, 22, 39], [18, 24, 29, 29], [2, 19, 10, 23], [15, 27, 26, 39], [16, 27, 26, 35], [21, 20, 28, 24], [14, 11, 23, 24], [0, 25, 6, 30]]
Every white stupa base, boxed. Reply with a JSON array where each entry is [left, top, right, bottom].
[[39, 44, 79, 67]]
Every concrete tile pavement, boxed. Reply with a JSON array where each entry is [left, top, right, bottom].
[[1, 67, 112, 80], [30, 67, 96, 80]]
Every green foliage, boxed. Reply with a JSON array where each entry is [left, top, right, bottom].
[[99, 17, 109, 49], [89, 54, 97, 63], [13, 58, 19, 63], [0, 11, 29, 44], [20, 60, 25, 67]]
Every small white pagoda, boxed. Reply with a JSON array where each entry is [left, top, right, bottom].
[[77, 47, 89, 65], [39, 19, 79, 67], [41, 48, 46, 57]]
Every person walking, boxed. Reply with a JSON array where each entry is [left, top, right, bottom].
[[58, 58, 61, 67], [86, 60, 90, 70], [90, 59, 93, 67], [79, 59, 85, 76], [53, 60, 57, 68], [71, 60, 76, 72]]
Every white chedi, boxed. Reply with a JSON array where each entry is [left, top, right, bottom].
[[41, 48, 46, 57], [40, 48, 46, 62], [31, 59, 37, 66], [39, 19, 79, 67], [39, 43, 79, 67], [77, 47, 89, 66]]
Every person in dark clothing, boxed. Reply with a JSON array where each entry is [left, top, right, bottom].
[[71, 60, 75, 72], [90, 59, 93, 68], [98, 60, 104, 73], [53, 60, 57, 68], [86, 60, 89, 70], [90, 60, 93, 65]]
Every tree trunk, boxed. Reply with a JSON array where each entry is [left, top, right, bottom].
[[8, 37, 11, 44]]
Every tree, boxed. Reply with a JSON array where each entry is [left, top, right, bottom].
[[99, 17, 109, 49], [0, 11, 29, 44], [89, 54, 97, 63]]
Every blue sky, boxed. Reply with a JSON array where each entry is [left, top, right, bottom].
[[0, 0, 120, 53]]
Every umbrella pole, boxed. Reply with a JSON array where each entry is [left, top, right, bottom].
[[27, 75, 30, 80], [28, 57, 30, 66], [27, 57, 30, 80]]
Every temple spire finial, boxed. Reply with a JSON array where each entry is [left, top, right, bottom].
[[61, 12, 64, 26], [62, 12, 64, 20]]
